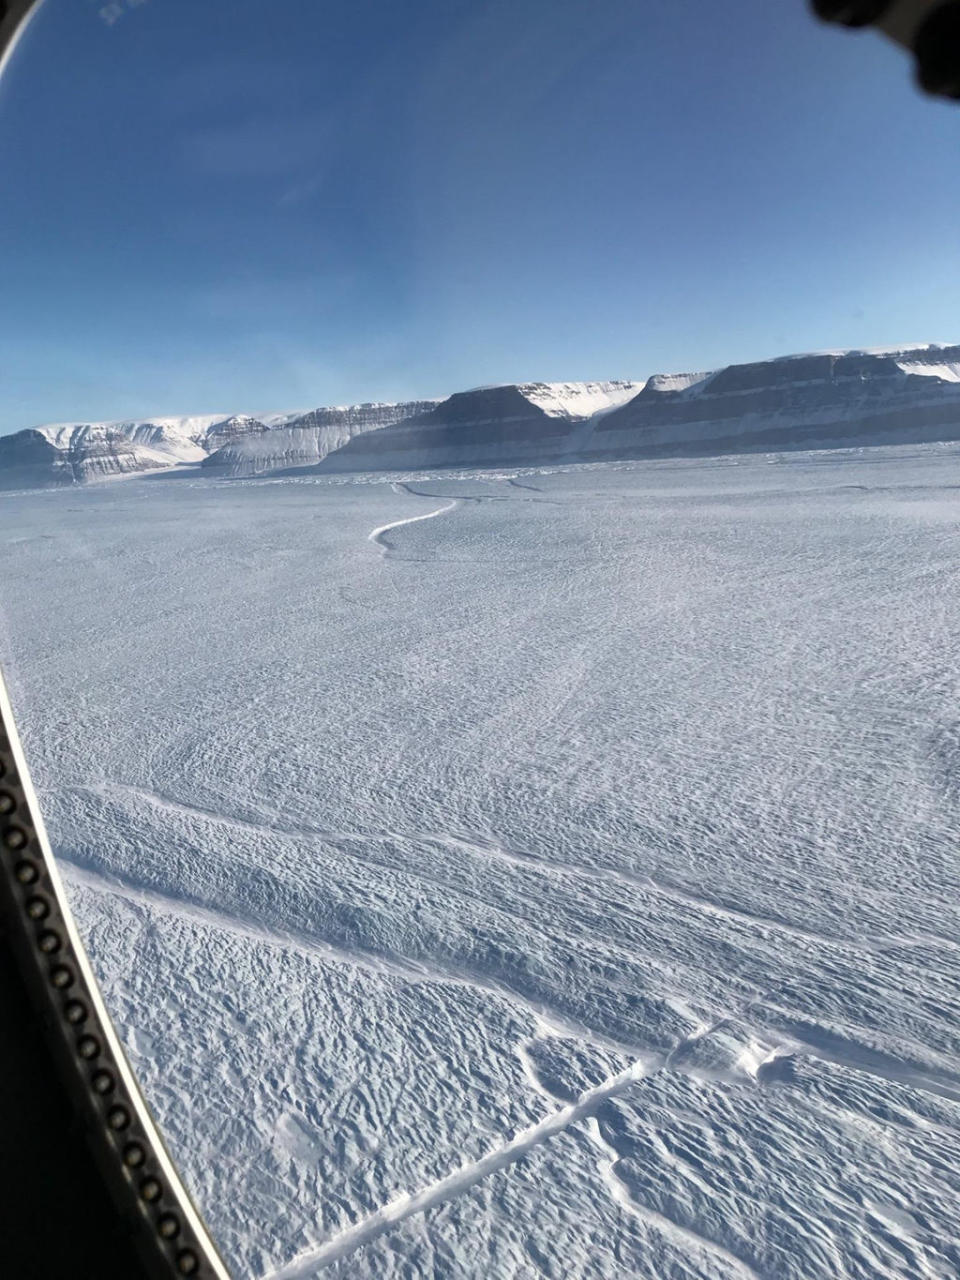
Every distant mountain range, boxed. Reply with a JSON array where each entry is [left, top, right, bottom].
[[3, 344, 960, 490], [0, 401, 438, 490]]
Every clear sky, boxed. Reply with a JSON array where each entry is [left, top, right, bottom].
[[0, 0, 957, 433]]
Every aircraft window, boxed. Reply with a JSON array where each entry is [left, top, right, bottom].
[[0, 2, 959, 1277]]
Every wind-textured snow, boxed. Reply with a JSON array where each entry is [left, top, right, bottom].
[[0, 443, 959, 1280]]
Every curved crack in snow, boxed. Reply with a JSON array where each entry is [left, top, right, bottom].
[[584, 1116, 765, 1280], [368, 500, 458, 554], [262, 1014, 761, 1278]]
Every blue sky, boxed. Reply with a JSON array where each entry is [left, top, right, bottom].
[[0, 0, 957, 432]]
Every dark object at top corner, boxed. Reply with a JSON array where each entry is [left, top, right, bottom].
[[812, 0, 960, 101], [811, 1, 896, 26], [914, 1, 960, 98]]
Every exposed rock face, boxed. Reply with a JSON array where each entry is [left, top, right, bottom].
[[0, 416, 224, 491], [319, 382, 640, 473], [0, 402, 443, 489], [322, 348, 960, 474], [202, 415, 270, 452], [4, 346, 960, 489], [0, 424, 161, 490], [586, 345, 960, 461], [0, 429, 76, 489], [201, 402, 439, 478]]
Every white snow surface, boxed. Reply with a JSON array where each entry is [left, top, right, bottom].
[[897, 361, 960, 383], [772, 342, 951, 361], [0, 445, 959, 1279], [641, 371, 714, 396], [517, 381, 642, 419], [36, 415, 230, 456], [32, 403, 438, 446]]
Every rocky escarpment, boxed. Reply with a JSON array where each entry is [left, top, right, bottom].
[[0, 415, 228, 491], [202, 415, 272, 453], [320, 348, 960, 474], [0, 428, 79, 489], [586, 345, 960, 461], [4, 346, 960, 489], [0, 424, 174, 490], [0, 402, 435, 489], [318, 382, 640, 473], [201, 402, 440, 478]]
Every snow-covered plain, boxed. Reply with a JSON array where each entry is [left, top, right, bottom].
[[0, 445, 959, 1279]]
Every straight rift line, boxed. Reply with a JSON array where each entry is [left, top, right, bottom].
[[261, 1056, 649, 1279]]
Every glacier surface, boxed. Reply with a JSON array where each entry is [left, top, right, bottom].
[[0, 444, 958, 1279]]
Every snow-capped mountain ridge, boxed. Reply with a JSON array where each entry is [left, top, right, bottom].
[[0, 400, 441, 489], [316, 383, 637, 474], [512, 381, 640, 418], [318, 344, 960, 474], [202, 401, 442, 478], [586, 343, 960, 463], [637, 344, 960, 400], [34, 414, 228, 445], [4, 346, 960, 489]]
